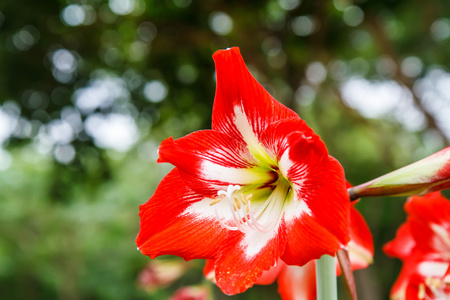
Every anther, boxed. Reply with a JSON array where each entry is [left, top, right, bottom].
[[240, 194, 247, 205], [418, 283, 426, 299], [209, 198, 221, 206], [234, 197, 241, 209]]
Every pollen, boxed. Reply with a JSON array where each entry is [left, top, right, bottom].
[[234, 196, 241, 209], [213, 184, 287, 234], [418, 283, 426, 299], [209, 198, 222, 206]]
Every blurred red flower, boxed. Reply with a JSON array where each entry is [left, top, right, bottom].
[[384, 192, 450, 300], [137, 259, 189, 292], [169, 285, 211, 300]]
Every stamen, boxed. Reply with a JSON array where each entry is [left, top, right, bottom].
[[214, 206, 238, 231], [420, 276, 450, 300], [234, 197, 241, 209], [418, 283, 426, 299], [213, 183, 290, 234], [209, 198, 221, 206], [240, 194, 247, 205]]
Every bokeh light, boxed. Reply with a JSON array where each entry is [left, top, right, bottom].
[[306, 62, 327, 85], [278, 0, 301, 11], [143, 80, 168, 103], [343, 6, 364, 27], [291, 15, 317, 36], [12, 26, 39, 51], [209, 11, 233, 36], [109, 0, 135, 15], [84, 113, 139, 152], [1, 1, 450, 299], [430, 18, 450, 41]]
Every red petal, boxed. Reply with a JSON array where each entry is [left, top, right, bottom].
[[405, 192, 450, 258], [169, 285, 210, 300], [259, 118, 318, 162], [254, 260, 285, 285], [158, 130, 274, 197], [261, 118, 350, 252], [344, 205, 374, 272], [283, 151, 350, 247], [136, 168, 227, 260], [383, 223, 415, 259], [445, 264, 450, 280], [214, 222, 287, 295], [404, 273, 424, 300], [388, 251, 423, 300], [403, 261, 449, 300], [203, 260, 215, 282], [277, 263, 316, 300], [281, 212, 342, 266], [303, 156, 350, 247], [211, 47, 298, 143], [204, 259, 284, 286]]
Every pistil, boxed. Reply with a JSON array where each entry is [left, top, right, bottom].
[[212, 181, 291, 234]]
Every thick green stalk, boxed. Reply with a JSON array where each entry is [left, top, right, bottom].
[[315, 254, 338, 300]]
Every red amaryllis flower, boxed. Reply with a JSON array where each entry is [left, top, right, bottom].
[[136, 47, 350, 295], [137, 259, 190, 292], [204, 203, 373, 299], [404, 270, 450, 300], [384, 192, 450, 300], [169, 285, 211, 300]]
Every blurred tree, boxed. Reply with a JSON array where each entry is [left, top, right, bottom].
[[0, 0, 449, 299]]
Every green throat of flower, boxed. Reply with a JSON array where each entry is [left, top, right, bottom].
[[210, 176, 293, 234]]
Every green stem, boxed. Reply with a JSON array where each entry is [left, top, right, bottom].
[[315, 254, 338, 300]]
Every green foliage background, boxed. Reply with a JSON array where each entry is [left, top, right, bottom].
[[0, 0, 449, 299]]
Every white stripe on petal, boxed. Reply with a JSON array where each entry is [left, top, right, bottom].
[[347, 240, 374, 266], [233, 106, 274, 166], [185, 196, 229, 219], [201, 160, 273, 185], [241, 228, 279, 258], [278, 150, 295, 179], [283, 196, 312, 223], [279, 150, 308, 188], [417, 261, 449, 277], [430, 223, 450, 259]]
